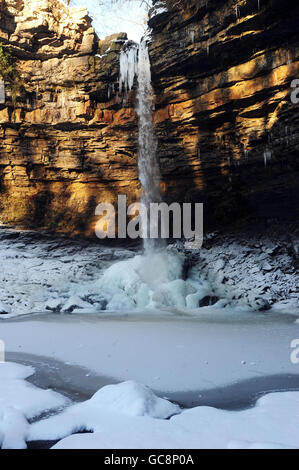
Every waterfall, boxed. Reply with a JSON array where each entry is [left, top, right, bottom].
[[136, 39, 162, 252], [118, 39, 162, 250], [94, 39, 207, 312]]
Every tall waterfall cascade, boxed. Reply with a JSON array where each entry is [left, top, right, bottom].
[[136, 40, 161, 210], [119, 39, 163, 252], [95, 38, 208, 312], [119, 39, 161, 205], [136, 40, 162, 251]]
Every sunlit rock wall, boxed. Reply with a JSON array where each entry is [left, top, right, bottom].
[[0, 0, 139, 236]]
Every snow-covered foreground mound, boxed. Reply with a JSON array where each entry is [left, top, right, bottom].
[[0, 362, 70, 449], [29, 381, 180, 442], [27, 380, 299, 449], [1, 364, 298, 449]]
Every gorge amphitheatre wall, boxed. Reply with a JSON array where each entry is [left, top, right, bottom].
[[150, 0, 299, 228], [0, 0, 298, 236]]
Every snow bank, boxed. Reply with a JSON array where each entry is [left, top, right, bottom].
[[0, 362, 70, 448], [0, 228, 135, 317], [29, 381, 180, 441], [32, 387, 299, 450], [89, 381, 180, 418], [0, 227, 297, 317], [170, 391, 299, 449]]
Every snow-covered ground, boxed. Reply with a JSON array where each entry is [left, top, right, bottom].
[[1, 313, 299, 392], [0, 362, 69, 448], [1, 362, 299, 449], [39, 387, 299, 449], [0, 227, 297, 317], [1, 306, 299, 448], [0, 226, 298, 449]]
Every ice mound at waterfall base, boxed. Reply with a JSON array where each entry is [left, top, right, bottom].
[[95, 249, 210, 311]]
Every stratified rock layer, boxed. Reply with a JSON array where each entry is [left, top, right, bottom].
[[0, 0, 138, 236], [0, 0, 298, 235], [149, 0, 299, 227]]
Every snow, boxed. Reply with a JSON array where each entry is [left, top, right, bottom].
[[0, 362, 70, 449], [61, 295, 93, 313], [0, 227, 298, 448], [0, 312, 298, 449], [149, 2, 168, 21], [1, 313, 299, 393], [0, 228, 135, 318], [0, 228, 297, 317], [88, 381, 180, 418], [29, 381, 180, 441], [0, 301, 10, 314], [29, 388, 299, 449]]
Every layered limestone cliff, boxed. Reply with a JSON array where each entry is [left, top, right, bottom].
[[149, 0, 299, 227], [0, 0, 138, 235], [0, 0, 298, 236]]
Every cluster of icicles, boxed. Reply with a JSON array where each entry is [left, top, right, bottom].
[[119, 45, 139, 94]]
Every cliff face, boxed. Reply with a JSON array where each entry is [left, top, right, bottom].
[[0, 0, 298, 236], [149, 0, 299, 227], [0, 0, 138, 236]]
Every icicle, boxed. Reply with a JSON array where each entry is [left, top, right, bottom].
[[0, 80, 5, 104], [264, 150, 272, 168], [188, 28, 195, 44], [119, 45, 138, 94]]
